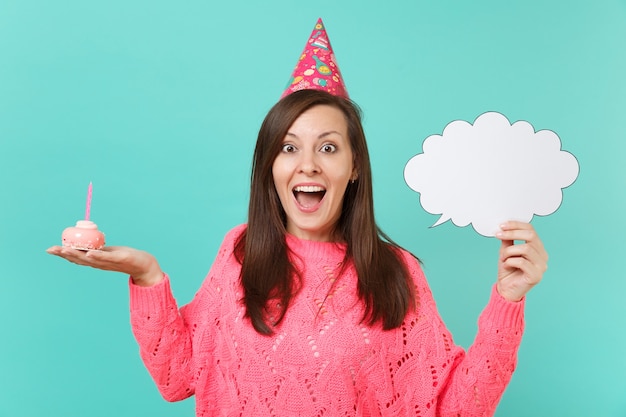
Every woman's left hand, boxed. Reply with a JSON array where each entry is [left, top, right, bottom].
[[495, 221, 548, 302]]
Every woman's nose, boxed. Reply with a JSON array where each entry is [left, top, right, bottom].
[[297, 150, 320, 174]]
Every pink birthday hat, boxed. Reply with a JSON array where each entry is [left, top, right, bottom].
[[281, 18, 349, 99]]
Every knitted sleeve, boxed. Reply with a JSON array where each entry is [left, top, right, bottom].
[[128, 225, 243, 402], [401, 251, 525, 416], [129, 274, 195, 401]]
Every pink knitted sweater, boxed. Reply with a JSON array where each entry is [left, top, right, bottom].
[[129, 224, 524, 417]]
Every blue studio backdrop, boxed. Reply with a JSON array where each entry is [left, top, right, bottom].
[[1, 1, 625, 416]]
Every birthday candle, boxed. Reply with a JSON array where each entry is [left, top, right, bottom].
[[85, 182, 93, 221]]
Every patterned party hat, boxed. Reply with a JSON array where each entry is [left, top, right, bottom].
[[281, 18, 348, 98]]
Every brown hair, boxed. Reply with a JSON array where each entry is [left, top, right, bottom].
[[235, 89, 415, 335]]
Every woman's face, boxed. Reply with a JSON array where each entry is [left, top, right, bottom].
[[272, 105, 356, 242]]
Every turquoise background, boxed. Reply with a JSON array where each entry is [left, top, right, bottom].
[[1, 0, 625, 415]]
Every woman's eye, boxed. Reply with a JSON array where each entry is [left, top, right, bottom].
[[321, 144, 336, 153], [281, 144, 296, 153]]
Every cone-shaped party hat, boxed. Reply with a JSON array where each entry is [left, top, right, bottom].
[[281, 18, 348, 99]]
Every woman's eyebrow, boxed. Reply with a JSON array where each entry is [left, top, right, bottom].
[[318, 130, 342, 139], [285, 130, 342, 139]]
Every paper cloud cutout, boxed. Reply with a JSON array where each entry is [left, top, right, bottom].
[[404, 112, 579, 237]]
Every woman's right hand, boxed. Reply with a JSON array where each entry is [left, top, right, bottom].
[[46, 245, 164, 287]]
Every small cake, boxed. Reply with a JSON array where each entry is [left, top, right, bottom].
[[62, 220, 106, 250]]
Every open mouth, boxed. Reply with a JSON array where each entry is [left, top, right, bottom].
[[293, 185, 326, 208]]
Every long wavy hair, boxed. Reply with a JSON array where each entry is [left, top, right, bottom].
[[235, 89, 415, 335]]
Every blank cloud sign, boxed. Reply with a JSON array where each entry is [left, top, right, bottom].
[[404, 112, 579, 237]]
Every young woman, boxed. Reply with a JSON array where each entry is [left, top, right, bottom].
[[48, 89, 548, 416]]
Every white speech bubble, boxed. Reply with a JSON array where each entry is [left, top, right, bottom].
[[404, 112, 579, 237]]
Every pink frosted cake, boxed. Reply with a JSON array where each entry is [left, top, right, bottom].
[[62, 220, 105, 250]]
